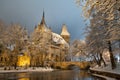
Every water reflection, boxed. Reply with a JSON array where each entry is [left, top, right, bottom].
[[17, 73, 29, 80], [18, 78, 29, 80], [0, 70, 99, 80]]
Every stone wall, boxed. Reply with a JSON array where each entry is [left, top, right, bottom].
[[53, 61, 90, 70]]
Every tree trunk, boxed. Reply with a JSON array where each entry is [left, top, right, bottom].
[[93, 55, 101, 66], [100, 53, 106, 67], [97, 53, 101, 66], [14, 62, 17, 69], [118, 40, 120, 48], [108, 41, 116, 69]]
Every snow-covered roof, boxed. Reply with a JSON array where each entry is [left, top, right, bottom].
[[52, 32, 69, 48], [61, 24, 70, 36], [35, 12, 69, 48]]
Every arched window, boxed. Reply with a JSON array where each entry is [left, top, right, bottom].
[[1, 57, 3, 61], [5, 58, 7, 61]]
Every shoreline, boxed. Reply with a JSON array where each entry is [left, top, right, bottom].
[[90, 68, 120, 79], [0, 67, 54, 73]]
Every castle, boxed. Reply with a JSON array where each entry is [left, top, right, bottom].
[[0, 12, 70, 67], [29, 12, 70, 66]]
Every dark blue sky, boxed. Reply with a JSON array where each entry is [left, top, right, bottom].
[[0, 0, 87, 41]]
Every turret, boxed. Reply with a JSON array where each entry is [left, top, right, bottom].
[[60, 24, 70, 43]]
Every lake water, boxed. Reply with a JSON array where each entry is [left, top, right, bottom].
[[0, 70, 102, 80]]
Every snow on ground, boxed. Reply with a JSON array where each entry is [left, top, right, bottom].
[[90, 62, 120, 75], [90, 62, 120, 79], [92, 74, 116, 80], [0, 67, 54, 73]]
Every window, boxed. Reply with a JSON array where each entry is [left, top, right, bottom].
[[5, 58, 7, 61], [1, 57, 3, 61]]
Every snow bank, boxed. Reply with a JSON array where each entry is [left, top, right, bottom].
[[90, 63, 120, 75], [92, 74, 116, 80], [0, 67, 54, 73]]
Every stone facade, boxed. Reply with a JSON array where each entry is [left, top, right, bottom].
[[32, 12, 70, 63]]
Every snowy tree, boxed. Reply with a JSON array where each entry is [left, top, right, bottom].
[[30, 29, 52, 67], [5, 24, 28, 52], [68, 39, 87, 61], [0, 21, 28, 68], [0, 21, 4, 53], [85, 18, 107, 66], [0, 20, 7, 53], [4, 24, 28, 69], [77, 0, 120, 69]]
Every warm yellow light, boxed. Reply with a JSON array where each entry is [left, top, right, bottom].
[[17, 53, 30, 67], [18, 78, 29, 80]]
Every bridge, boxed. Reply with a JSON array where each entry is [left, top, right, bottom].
[[53, 61, 90, 70]]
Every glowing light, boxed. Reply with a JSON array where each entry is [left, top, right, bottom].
[[17, 52, 30, 67]]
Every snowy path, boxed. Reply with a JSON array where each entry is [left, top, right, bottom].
[[92, 74, 116, 80], [90, 63, 120, 75], [90, 63, 120, 79]]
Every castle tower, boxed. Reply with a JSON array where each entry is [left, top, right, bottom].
[[35, 11, 47, 32], [60, 24, 70, 43], [40, 11, 46, 25]]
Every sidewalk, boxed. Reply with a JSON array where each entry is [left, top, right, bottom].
[[90, 63, 120, 79], [92, 74, 116, 80]]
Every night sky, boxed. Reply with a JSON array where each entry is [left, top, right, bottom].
[[0, 0, 87, 41]]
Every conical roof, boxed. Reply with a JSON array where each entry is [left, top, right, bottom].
[[61, 24, 70, 36], [40, 11, 46, 25], [36, 11, 48, 31]]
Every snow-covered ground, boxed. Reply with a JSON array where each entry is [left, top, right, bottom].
[[90, 62, 120, 75], [0, 67, 54, 73], [92, 74, 116, 80], [90, 62, 120, 79]]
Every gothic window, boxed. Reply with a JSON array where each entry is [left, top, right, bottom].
[[5, 58, 7, 61], [1, 57, 3, 61]]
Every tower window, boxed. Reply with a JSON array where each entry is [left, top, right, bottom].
[[1, 57, 3, 61], [5, 58, 7, 61]]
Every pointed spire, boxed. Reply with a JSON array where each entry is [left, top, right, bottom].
[[43, 10, 45, 18], [40, 11, 46, 25], [34, 25, 37, 29]]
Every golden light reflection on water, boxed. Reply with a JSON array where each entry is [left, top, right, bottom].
[[18, 78, 29, 80], [0, 70, 97, 80], [17, 73, 29, 80]]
